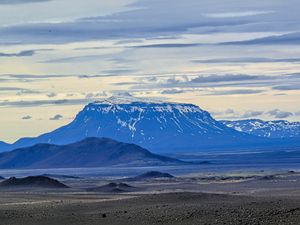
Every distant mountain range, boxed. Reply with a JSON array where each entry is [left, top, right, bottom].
[[0, 137, 183, 169], [222, 119, 300, 138], [1, 96, 299, 153]]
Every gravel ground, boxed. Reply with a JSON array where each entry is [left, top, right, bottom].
[[0, 192, 299, 225]]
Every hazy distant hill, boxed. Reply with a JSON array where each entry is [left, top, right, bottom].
[[0, 137, 183, 169]]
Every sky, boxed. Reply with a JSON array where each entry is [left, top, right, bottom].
[[0, 0, 300, 143]]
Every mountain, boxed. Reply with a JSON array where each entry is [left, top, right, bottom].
[[1, 96, 299, 153], [0, 96, 259, 152], [0, 137, 183, 169], [0, 176, 69, 189], [222, 119, 300, 138]]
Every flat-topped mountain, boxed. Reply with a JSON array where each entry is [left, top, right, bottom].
[[0, 176, 69, 189], [1, 96, 299, 153], [0, 137, 183, 169], [222, 119, 300, 138]]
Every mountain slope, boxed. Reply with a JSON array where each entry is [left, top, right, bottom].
[[0, 137, 183, 169], [0, 141, 10, 152], [222, 119, 300, 138]]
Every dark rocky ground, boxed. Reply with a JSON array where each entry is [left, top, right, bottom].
[[0, 192, 299, 225], [0, 171, 300, 225]]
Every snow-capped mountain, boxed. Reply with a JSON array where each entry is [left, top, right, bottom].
[[222, 119, 300, 138], [1, 96, 299, 153]]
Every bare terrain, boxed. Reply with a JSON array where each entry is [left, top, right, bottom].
[[0, 171, 300, 225]]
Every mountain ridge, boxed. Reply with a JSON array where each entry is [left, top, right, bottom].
[[222, 119, 300, 138]]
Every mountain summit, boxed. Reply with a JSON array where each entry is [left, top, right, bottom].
[[3, 96, 299, 153]]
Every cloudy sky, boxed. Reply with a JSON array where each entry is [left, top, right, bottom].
[[0, 0, 300, 143]]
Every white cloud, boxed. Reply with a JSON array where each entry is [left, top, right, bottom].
[[204, 11, 275, 18]]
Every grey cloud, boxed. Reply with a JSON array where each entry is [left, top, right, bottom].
[[115, 39, 144, 45], [0, 99, 90, 108], [49, 114, 63, 121], [132, 43, 202, 48], [16, 89, 40, 95], [0, 0, 50, 5], [0, 87, 41, 95], [267, 109, 293, 119], [0, 74, 69, 83], [241, 110, 264, 118], [85, 91, 107, 99], [161, 89, 185, 94], [47, 92, 57, 98], [21, 115, 32, 120], [190, 74, 261, 83], [272, 84, 300, 91], [0, 87, 24, 91], [7, 74, 78, 80], [146, 36, 181, 41], [204, 11, 275, 18], [0, 50, 35, 57], [113, 81, 139, 86], [192, 57, 300, 64], [221, 32, 300, 45], [210, 109, 242, 120], [100, 69, 138, 75], [225, 109, 236, 114], [39, 55, 107, 63], [204, 89, 265, 96]]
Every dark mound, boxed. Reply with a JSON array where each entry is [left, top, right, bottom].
[[86, 182, 137, 193], [0, 176, 4, 180], [126, 171, 174, 181], [259, 175, 276, 181], [0, 176, 69, 188]]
